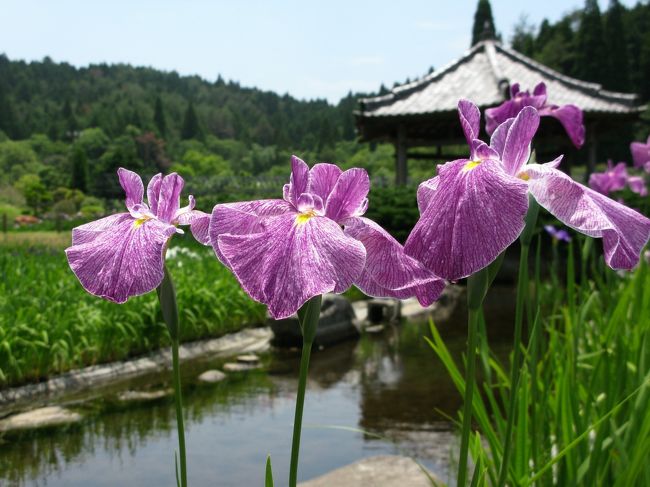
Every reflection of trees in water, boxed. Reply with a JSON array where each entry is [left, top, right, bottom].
[[356, 323, 463, 436], [0, 372, 275, 486]]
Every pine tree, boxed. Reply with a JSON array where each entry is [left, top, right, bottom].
[[471, 0, 497, 46], [62, 99, 77, 134], [0, 91, 20, 139], [70, 144, 89, 193], [181, 102, 201, 140], [603, 0, 630, 91], [511, 16, 536, 56], [575, 0, 608, 83], [153, 96, 167, 138]]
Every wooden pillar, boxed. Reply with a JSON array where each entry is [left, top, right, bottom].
[[396, 124, 407, 186]]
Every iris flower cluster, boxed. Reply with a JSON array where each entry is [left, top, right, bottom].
[[66, 88, 650, 318], [65, 83, 650, 487]]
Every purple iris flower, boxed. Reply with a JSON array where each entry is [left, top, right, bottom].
[[627, 175, 648, 197], [208, 156, 445, 319], [485, 82, 585, 149], [588, 160, 628, 196], [631, 136, 650, 173], [66, 168, 210, 303], [404, 100, 650, 281], [544, 225, 571, 243]]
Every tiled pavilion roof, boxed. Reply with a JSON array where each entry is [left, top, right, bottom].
[[358, 40, 640, 119]]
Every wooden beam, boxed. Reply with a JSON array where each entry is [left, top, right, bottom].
[[396, 124, 408, 186]]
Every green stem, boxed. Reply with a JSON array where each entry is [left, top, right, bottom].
[[497, 197, 538, 487], [458, 268, 490, 487], [157, 265, 187, 487], [171, 337, 188, 487], [457, 303, 481, 487], [289, 295, 322, 487], [496, 243, 529, 487]]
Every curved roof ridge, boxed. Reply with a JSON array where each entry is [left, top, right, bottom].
[[359, 41, 490, 108], [496, 43, 637, 102]]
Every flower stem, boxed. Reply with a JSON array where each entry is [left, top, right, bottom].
[[171, 336, 188, 487], [157, 265, 188, 487], [458, 267, 490, 487], [497, 198, 539, 487], [289, 295, 322, 487]]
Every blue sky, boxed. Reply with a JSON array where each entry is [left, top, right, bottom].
[[0, 0, 637, 103]]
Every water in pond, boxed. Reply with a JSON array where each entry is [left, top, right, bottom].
[[0, 319, 512, 487]]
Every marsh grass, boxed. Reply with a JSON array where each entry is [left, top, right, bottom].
[[1, 231, 71, 248], [0, 232, 265, 387], [428, 235, 650, 486]]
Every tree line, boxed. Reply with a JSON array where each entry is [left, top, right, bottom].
[[510, 0, 650, 99]]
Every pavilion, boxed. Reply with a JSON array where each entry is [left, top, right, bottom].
[[355, 40, 644, 185]]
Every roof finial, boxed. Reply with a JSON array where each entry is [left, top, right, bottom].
[[471, 0, 497, 46]]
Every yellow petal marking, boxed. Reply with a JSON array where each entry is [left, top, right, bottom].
[[295, 209, 317, 226], [463, 160, 481, 172], [133, 217, 149, 229]]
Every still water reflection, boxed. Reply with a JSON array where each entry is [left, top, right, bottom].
[[0, 320, 510, 487]]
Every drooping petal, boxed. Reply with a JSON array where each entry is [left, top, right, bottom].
[[71, 213, 131, 245], [499, 106, 540, 176], [587, 162, 627, 195], [525, 163, 650, 270], [627, 176, 648, 197], [539, 104, 585, 148], [343, 217, 445, 307], [209, 199, 295, 264], [630, 139, 650, 169], [156, 173, 185, 223], [216, 213, 366, 319], [283, 155, 310, 206], [405, 158, 529, 281], [176, 206, 211, 245], [146, 173, 163, 215], [308, 163, 342, 203], [417, 176, 439, 213], [486, 103, 515, 136], [588, 172, 612, 195], [458, 99, 481, 146], [325, 168, 370, 222], [117, 168, 144, 211], [65, 215, 177, 303]]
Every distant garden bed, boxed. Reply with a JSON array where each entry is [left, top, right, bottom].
[[0, 232, 266, 388]]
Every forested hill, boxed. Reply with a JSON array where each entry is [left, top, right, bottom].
[[0, 54, 361, 148], [510, 0, 650, 101]]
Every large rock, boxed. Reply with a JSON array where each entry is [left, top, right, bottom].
[[0, 406, 82, 432], [270, 294, 359, 347], [299, 455, 437, 487]]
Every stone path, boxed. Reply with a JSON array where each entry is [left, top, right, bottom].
[[298, 455, 438, 487], [0, 406, 82, 432]]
